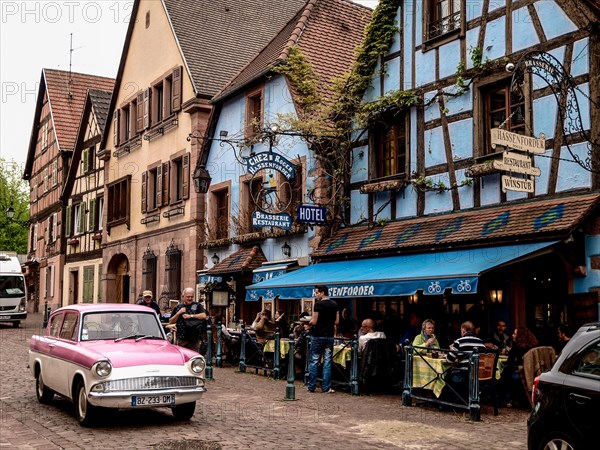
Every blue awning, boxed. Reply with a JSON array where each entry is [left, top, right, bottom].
[[245, 241, 557, 300]]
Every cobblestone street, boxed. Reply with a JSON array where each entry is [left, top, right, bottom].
[[0, 314, 529, 449]]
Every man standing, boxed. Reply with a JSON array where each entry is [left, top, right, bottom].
[[169, 287, 207, 351], [137, 290, 162, 318], [307, 285, 339, 393]]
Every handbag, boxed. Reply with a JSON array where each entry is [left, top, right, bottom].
[[184, 318, 206, 337]]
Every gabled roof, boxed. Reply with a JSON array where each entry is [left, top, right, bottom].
[[207, 246, 268, 274], [24, 69, 115, 179], [313, 193, 600, 260], [213, 0, 371, 104], [62, 88, 113, 201], [163, 0, 308, 98]]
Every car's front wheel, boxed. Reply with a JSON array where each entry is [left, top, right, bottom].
[[75, 381, 98, 427], [172, 402, 196, 420], [538, 432, 576, 450], [35, 370, 54, 404]]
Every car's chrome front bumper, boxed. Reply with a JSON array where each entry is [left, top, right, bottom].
[[88, 387, 206, 408]]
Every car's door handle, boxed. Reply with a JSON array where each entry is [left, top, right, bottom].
[[48, 343, 55, 349], [569, 393, 590, 404]]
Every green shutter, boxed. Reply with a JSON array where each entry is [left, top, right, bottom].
[[97, 264, 102, 302], [78, 202, 86, 234], [83, 266, 94, 302], [88, 198, 96, 231], [65, 205, 72, 237]]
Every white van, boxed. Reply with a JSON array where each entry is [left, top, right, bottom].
[[0, 252, 27, 327]]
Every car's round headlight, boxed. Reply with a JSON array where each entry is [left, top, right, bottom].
[[190, 356, 205, 374], [95, 360, 112, 377]]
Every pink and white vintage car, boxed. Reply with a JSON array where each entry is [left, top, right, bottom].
[[29, 304, 206, 426]]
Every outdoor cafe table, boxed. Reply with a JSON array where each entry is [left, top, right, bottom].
[[333, 344, 352, 369], [263, 338, 291, 356], [411, 353, 450, 397]]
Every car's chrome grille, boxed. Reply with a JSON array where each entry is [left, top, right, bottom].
[[101, 376, 202, 392]]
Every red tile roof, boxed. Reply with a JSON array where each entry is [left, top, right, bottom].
[[213, 0, 371, 104], [163, 0, 307, 97], [314, 193, 600, 259], [207, 246, 268, 274], [44, 69, 114, 152]]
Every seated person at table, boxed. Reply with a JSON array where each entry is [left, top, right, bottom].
[[274, 310, 289, 336], [485, 319, 511, 353], [214, 314, 240, 363], [294, 316, 312, 375], [398, 312, 422, 350], [358, 319, 386, 354], [252, 309, 276, 343], [412, 319, 440, 352], [444, 321, 486, 400], [500, 326, 538, 407]]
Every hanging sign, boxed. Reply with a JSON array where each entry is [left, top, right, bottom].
[[252, 211, 292, 230], [247, 152, 295, 180], [501, 175, 534, 193], [491, 128, 545, 154], [297, 204, 327, 224], [493, 151, 541, 176]]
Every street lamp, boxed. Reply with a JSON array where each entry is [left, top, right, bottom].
[[211, 253, 220, 265], [192, 165, 212, 194], [281, 242, 291, 258], [6, 205, 15, 219]]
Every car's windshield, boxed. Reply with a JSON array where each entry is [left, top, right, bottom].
[[81, 311, 164, 341]]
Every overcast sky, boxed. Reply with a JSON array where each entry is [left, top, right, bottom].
[[0, 0, 379, 170]]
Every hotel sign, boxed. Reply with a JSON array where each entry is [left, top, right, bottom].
[[493, 151, 541, 176], [491, 129, 545, 154]]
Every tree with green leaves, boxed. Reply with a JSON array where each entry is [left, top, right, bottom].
[[0, 157, 29, 254]]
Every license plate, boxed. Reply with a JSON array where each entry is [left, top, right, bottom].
[[131, 394, 175, 406], [0, 315, 11, 320]]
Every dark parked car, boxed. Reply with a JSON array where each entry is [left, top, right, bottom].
[[527, 322, 600, 450]]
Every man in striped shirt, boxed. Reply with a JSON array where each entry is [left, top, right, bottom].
[[444, 321, 486, 403]]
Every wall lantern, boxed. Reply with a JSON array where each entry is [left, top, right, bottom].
[[490, 289, 503, 303], [211, 253, 220, 265], [192, 165, 212, 194], [6, 205, 15, 219], [281, 242, 291, 258], [408, 294, 418, 304]]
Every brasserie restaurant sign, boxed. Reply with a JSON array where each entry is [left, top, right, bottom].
[[491, 128, 545, 154], [252, 211, 292, 230]]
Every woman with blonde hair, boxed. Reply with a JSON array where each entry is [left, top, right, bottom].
[[412, 319, 440, 350]]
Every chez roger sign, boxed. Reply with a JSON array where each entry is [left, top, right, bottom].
[[490, 128, 545, 193]]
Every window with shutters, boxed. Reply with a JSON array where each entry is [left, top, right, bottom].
[[210, 187, 230, 240], [117, 97, 139, 144], [245, 86, 264, 138], [96, 196, 104, 231], [107, 176, 131, 229], [48, 213, 58, 243], [82, 146, 95, 174], [149, 67, 181, 128], [88, 198, 96, 232], [43, 167, 48, 193], [41, 121, 48, 152], [97, 264, 103, 302], [142, 163, 162, 212], [169, 153, 190, 204], [45, 265, 54, 298], [83, 265, 94, 303], [164, 241, 181, 300], [73, 203, 83, 236], [142, 246, 157, 298], [30, 224, 37, 252]]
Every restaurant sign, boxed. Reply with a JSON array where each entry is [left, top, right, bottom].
[[493, 151, 541, 176], [246, 152, 295, 180], [491, 128, 545, 154], [501, 175, 534, 193], [252, 211, 292, 230]]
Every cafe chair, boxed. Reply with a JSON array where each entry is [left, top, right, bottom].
[[477, 350, 500, 415], [519, 346, 557, 407], [359, 339, 397, 394]]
